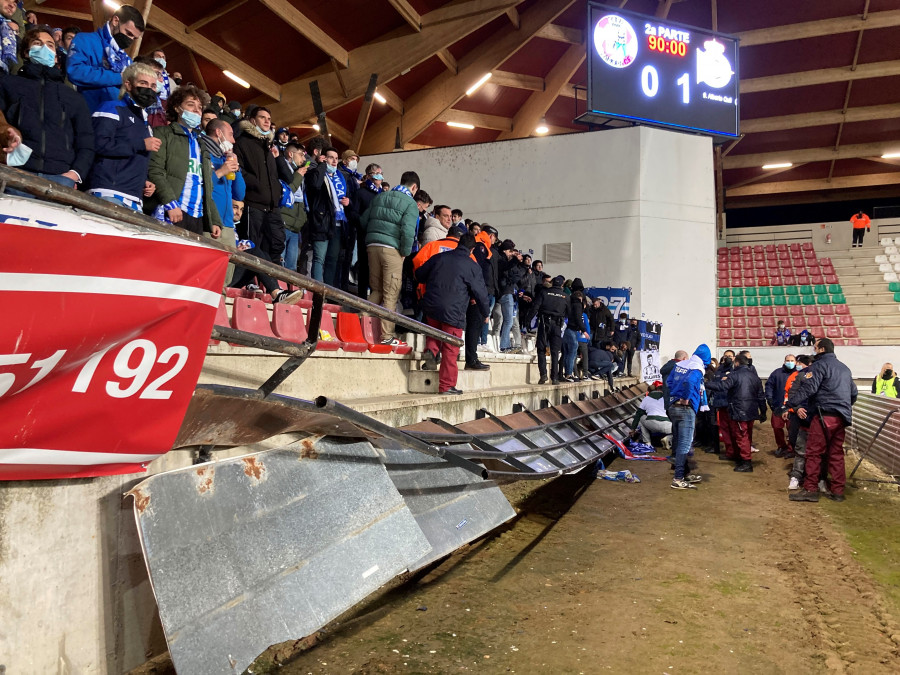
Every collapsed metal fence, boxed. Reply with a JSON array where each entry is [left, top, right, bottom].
[[129, 383, 648, 674], [848, 393, 900, 484]]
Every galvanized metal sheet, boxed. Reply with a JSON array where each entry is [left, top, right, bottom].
[[128, 438, 432, 675], [851, 393, 900, 475], [377, 440, 516, 572]]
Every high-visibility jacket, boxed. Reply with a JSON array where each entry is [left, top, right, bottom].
[[850, 213, 870, 229], [413, 236, 461, 298]]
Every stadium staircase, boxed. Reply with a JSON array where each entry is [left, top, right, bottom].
[[824, 237, 900, 346]]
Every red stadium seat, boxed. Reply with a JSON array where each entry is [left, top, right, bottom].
[[822, 316, 838, 327], [838, 315, 855, 327], [769, 276, 782, 286], [797, 276, 810, 286], [730, 261, 741, 270], [271, 303, 308, 342], [718, 307, 731, 318], [209, 296, 231, 346], [335, 313, 369, 352], [717, 262, 729, 271], [741, 246, 751, 254], [834, 304, 850, 315], [754, 259, 766, 269], [732, 329, 748, 341], [810, 275, 825, 285], [789, 243, 801, 252], [819, 305, 834, 315], [819, 257, 831, 265], [761, 306, 774, 316], [826, 327, 842, 339], [777, 244, 788, 252], [807, 316, 822, 328], [717, 247, 728, 257], [804, 305, 818, 316], [746, 306, 760, 316], [729, 246, 740, 254], [824, 274, 839, 284], [758, 276, 770, 286], [762, 316, 776, 328], [775, 306, 789, 317], [847, 338, 863, 346], [732, 307, 746, 317], [359, 316, 393, 354], [232, 298, 276, 338], [718, 318, 732, 329], [753, 245, 764, 253], [363, 316, 412, 354], [748, 328, 763, 340], [790, 306, 803, 317], [765, 244, 775, 252], [225, 286, 246, 299], [801, 242, 814, 250], [718, 328, 732, 342], [748, 317, 761, 328], [311, 309, 345, 351], [733, 317, 747, 329], [765, 251, 777, 260], [782, 276, 796, 285]]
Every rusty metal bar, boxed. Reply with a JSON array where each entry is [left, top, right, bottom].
[[0, 165, 462, 347], [849, 408, 900, 480], [256, 291, 324, 397]]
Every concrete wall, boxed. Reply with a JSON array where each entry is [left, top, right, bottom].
[[367, 126, 717, 358]]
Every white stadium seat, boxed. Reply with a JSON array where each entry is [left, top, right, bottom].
[[886, 246, 899, 255], [891, 254, 900, 263], [876, 255, 888, 264], [879, 263, 893, 272], [885, 272, 899, 282], [894, 263, 900, 272], [881, 238, 894, 246]]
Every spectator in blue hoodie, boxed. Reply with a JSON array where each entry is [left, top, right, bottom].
[[666, 344, 712, 489], [67, 4, 145, 112]]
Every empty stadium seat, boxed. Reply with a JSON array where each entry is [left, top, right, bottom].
[[746, 296, 759, 307], [834, 304, 850, 315], [838, 315, 854, 327], [718, 287, 729, 297], [748, 317, 761, 328], [758, 276, 770, 286], [774, 296, 787, 306], [806, 316, 822, 328], [789, 243, 800, 252], [775, 306, 789, 317], [311, 310, 345, 351], [803, 305, 818, 316], [886, 246, 899, 255], [801, 295, 816, 305], [801, 242, 813, 250], [718, 329, 732, 342], [748, 328, 763, 340], [831, 293, 846, 304], [718, 307, 731, 317], [732, 307, 746, 317], [788, 296, 802, 306], [717, 247, 728, 256], [761, 306, 774, 316], [762, 316, 776, 328], [817, 295, 831, 304], [799, 284, 813, 295], [879, 263, 892, 272], [797, 276, 811, 286], [847, 338, 863, 346], [785, 285, 798, 295], [733, 317, 747, 329], [719, 297, 731, 308], [885, 272, 899, 282], [819, 305, 834, 316], [335, 313, 369, 352], [745, 287, 758, 297], [894, 292, 900, 303], [894, 263, 900, 273], [825, 327, 842, 339], [232, 298, 276, 338], [271, 303, 308, 342], [732, 297, 745, 307], [732, 329, 748, 341], [813, 284, 827, 295], [746, 306, 760, 317], [718, 318, 732, 329], [741, 246, 751, 253], [759, 296, 773, 306], [810, 275, 824, 285], [824, 274, 839, 284], [789, 306, 803, 317], [822, 316, 838, 327]]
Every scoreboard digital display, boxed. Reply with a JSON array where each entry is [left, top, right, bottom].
[[583, 2, 740, 138]]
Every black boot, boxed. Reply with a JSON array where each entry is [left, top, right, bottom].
[[734, 460, 753, 472]]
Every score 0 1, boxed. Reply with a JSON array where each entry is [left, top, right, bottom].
[[640, 65, 691, 104]]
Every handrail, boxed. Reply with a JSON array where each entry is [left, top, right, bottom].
[[0, 165, 463, 347]]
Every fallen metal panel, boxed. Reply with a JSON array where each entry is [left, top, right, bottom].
[[851, 393, 900, 475], [128, 439, 432, 675], [377, 440, 516, 572]]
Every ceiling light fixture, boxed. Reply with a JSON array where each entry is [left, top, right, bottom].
[[881, 152, 900, 159], [465, 73, 492, 96], [223, 70, 250, 88], [374, 91, 387, 104], [535, 118, 549, 135], [313, 123, 321, 131], [103, 0, 122, 10], [447, 121, 475, 130], [762, 162, 792, 169]]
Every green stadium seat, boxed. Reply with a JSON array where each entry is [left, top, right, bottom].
[[745, 296, 759, 306], [758, 287, 771, 297], [774, 296, 787, 306], [731, 287, 744, 297], [788, 296, 801, 306], [719, 297, 731, 307], [831, 294, 846, 304], [802, 295, 816, 305], [828, 284, 842, 294], [772, 286, 785, 296], [817, 294, 831, 304], [732, 297, 745, 307], [799, 285, 813, 295], [759, 296, 773, 306], [889, 282, 900, 293], [785, 285, 799, 296], [745, 287, 757, 297], [813, 284, 828, 295], [719, 287, 729, 297], [894, 292, 900, 303]]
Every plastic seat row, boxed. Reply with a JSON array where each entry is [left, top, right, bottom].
[[718, 243, 814, 255], [718, 326, 859, 342], [718, 315, 855, 329], [212, 296, 411, 355], [718, 304, 851, 318], [719, 294, 845, 307], [719, 284, 842, 297]]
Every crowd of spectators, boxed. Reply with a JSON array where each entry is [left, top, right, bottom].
[[0, 3, 643, 393]]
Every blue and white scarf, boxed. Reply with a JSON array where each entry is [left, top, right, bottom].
[[344, 166, 364, 182], [392, 184, 413, 199], [0, 19, 17, 73], [363, 179, 383, 194], [159, 70, 171, 100], [328, 169, 347, 222], [100, 23, 132, 74]]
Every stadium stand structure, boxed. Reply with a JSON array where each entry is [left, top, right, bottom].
[[716, 242, 860, 347]]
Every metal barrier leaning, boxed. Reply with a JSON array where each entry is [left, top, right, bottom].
[[848, 393, 900, 485]]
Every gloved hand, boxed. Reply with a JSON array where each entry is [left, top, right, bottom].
[[759, 411, 767, 423]]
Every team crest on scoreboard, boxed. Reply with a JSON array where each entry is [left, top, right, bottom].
[[594, 14, 638, 68], [697, 39, 734, 88]]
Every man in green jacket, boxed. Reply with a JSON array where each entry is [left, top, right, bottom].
[[360, 170, 421, 346], [146, 84, 222, 238]]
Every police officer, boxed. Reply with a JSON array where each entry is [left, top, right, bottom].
[[533, 275, 568, 384], [788, 338, 858, 502], [711, 353, 767, 473]]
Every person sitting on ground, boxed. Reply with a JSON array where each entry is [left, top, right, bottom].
[[87, 61, 159, 211], [415, 233, 490, 395], [0, 27, 94, 190], [765, 354, 797, 458], [872, 363, 899, 397], [145, 84, 221, 238], [630, 382, 672, 450], [771, 320, 791, 346]]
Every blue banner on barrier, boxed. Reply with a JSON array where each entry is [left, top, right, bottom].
[[585, 287, 631, 318]]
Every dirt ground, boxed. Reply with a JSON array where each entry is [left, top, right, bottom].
[[258, 423, 900, 675]]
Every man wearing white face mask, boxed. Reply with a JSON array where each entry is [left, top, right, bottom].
[[0, 27, 94, 192], [145, 84, 222, 238], [337, 149, 362, 290]]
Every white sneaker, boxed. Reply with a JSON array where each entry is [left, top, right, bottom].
[[476, 343, 488, 352], [788, 477, 800, 490], [750, 445, 760, 453], [661, 435, 673, 451]]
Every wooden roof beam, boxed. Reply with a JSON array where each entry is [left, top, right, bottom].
[[535, 23, 583, 44], [497, 44, 584, 140], [376, 85, 404, 114], [360, 0, 577, 154], [259, 0, 349, 66], [387, 0, 421, 31], [23, 1, 91, 22], [147, 6, 282, 100], [506, 8, 520, 29], [723, 142, 896, 170], [737, 9, 900, 47], [741, 103, 900, 134], [187, 0, 249, 32], [490, 70, 544, 91], [437, 49, 458, 74], [741, 60, 900, 94], [437, 109, 513, 132], [726, 172, 900, 198], [422, 0, 521, 28]]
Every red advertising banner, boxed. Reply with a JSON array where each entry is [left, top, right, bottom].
[[0, 199, 230, 480]]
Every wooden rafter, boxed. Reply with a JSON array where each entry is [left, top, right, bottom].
[[741, 60, 900, 94], [737, 9, 900, 47], [741, 103, 900, 134], [535, 23, 582, 44], [655, 0, 674, 20], [506, 8, 520, 29], [437, 49, 459, 74], [491, 70, 544, 91], [23, 1, 90, 22], [89, 0, 107, 30], [259, 0, 349, 66], [421, 0, 521, 28], [497, 44, 584, 140], [436, 109, 513, 132], [188, 0, 249, 32], [266, 2, 519, 125], [129, 0, 154, 58], [376, 85, 404, 114], [723, 142, 894, 170], [387, 0, 421, 31], [147, 6, 281, 100], [360, 0, 577, 154], [351, 76, 379, 151], [726, 172, 900, 198]]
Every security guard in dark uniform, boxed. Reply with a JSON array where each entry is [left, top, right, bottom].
[[787, 338, 858, 502], [533, 275, 568, 384]]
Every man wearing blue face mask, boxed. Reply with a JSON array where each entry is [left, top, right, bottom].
[[0, 27, 94, 192], [145, 85, 221, 239], [354, 163, 383, 297], [765, 354, 796, 458]]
